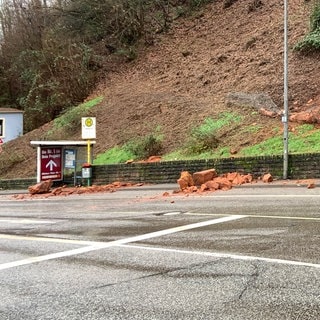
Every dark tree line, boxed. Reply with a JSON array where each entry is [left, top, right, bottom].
[[0, 0, 212, 131]]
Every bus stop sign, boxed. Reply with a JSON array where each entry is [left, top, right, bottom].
[[40, 147, 62, 181]]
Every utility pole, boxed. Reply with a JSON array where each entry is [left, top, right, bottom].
[[283, 0, 289, 179]]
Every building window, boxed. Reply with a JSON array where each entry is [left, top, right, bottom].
[[0, 119, 4, 137]]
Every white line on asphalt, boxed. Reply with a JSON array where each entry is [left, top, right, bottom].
[[200, 194, 320, 198], [185, 213, 320, 221], [0, 215, 246, 271], [0, 219, 58, 224], [249, 215, 320, 221], [119, 244, 320, 269], [0, 234, 102, 246], [163, 212, 181, 216]]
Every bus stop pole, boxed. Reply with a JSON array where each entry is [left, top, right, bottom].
[[87, 139, 91, 165], [283, 0, 289, 179], [87, 139, 91, 186]]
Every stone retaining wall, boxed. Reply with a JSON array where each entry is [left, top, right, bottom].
[[0, 178, 37, 190], [1, 154, 320, 189], [92, 153, 320, 185]]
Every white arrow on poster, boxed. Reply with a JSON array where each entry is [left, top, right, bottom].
[[46, 159, 57, 171], [82, 117, 96, 139]]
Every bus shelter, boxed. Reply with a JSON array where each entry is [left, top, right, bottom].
[[30, 140, 95, 186]]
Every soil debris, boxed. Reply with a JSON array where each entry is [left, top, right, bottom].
[[12, 181, 143, 200]]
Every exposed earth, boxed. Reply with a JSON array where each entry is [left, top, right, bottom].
[[1, 0, 320, 179]]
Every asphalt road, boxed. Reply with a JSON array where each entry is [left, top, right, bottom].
[[0, 183, 319, 320]]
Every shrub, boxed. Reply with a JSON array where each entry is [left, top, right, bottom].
[[188, 118, 220, 154], [310, 1, 320, 31], [294, 1, 320, 52], [294, 29, 320, 52], [125, 128, 164, 159], [187, 113, 242, 154]]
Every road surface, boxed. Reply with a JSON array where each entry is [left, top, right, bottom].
[[0, 183, 319, 319]]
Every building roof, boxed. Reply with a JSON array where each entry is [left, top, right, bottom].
[[0, 108, 24, 114], [30, 140, 96, 147]]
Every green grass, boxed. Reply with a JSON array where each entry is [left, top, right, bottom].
[[93, 146, 135, 165], [240, 136, 283, 157], [93, 124, 320, 165], [94, 127, 163, 164], [163, 147, 231, 161], [186, 112, 243, 154], [242, 124, 263, 134], [240, 124, 320, 156], [193, 112, 242, 137], [53, 96, 103, 130]]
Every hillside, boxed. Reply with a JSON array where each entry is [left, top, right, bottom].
[[1, 0, 320, 179]]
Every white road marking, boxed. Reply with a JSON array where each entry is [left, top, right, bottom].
[[120, 244, 320, 269], [0, 215, 245, 270], [250, 215, 320, 221], [0, 245, 100, 271], [163, 212, 181, 216], [0, 219, 58, 224], [205, 194, 320, 198], [185, 213, 320, 221], [0, 234, 102, 246]]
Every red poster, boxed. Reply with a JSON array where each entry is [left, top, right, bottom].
[[40, 147, 62, 181]]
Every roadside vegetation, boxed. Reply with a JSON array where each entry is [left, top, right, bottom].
[[94, 120, 320, 164], [0, 0, 213, 132], [2, 1, 320, 179], [0, 0, 319, 131], [46, 96, 103, 138], [294, 0, 320, 52], [241, 124, 320, 156], [94, 126, 164, 164]]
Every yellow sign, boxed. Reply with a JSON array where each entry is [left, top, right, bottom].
[[85, 118, 93, 127]]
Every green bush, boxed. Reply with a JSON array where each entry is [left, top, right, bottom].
[[187, 113, 242, 154], [125, 128, 164, 159], [188, 118, 220, 154], [94, 129, 164, 164], [294, 29, 320, 52], [310, 1, 320, 31], [294, 1, 320, 52]]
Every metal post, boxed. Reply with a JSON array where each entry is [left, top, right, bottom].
[[37, 146, 41, 183], [87, 139, 91, 165], [87, 139, 91, 186], [283, 0, 289, 179]]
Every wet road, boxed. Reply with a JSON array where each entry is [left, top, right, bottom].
[[0, 183, 319, 319]]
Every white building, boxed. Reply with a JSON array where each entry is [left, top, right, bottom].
[[0, 108, 24, 143]]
